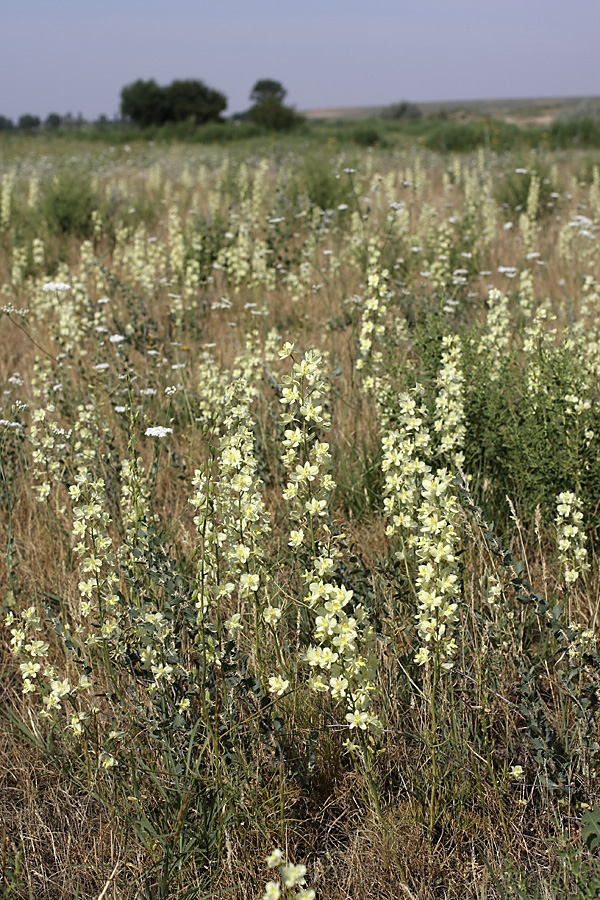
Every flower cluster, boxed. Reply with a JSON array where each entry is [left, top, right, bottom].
[[555, 491, 589, 585], [263, 848, 315, 900], [279, 344, 381, 734], [413, 469, 462, 670], [355, 241, 391, 389], [479, 288, 511, 381], [382, 386, 432, 542], [190, 377, 271, 658], [433, 334, 466, 469]]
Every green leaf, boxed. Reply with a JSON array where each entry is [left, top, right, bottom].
[[582, 806, 600, 853]]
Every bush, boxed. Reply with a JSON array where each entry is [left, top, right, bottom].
[[494, 161, 554, 218], [18, 114, 41, 130], [549, 117, 600, 149], [381, 101, 422, 120], [302, 154, 355, 209], [42, 171, 98, 237], [248, 98, 304, 131], [424, 119, 525, 153], [352, 124, 382, 147]]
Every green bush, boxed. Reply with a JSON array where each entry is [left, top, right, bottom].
[[248, 98, 304, 132], [42, 171, 98, 237], [494, 161, 554, 218], [352, 124, 382, 147], [549, 117, 600, 149], [302, 154, 355, 209], [424, 119, 526, 153]]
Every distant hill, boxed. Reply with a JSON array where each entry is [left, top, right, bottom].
[[302, 96, 600, 126]]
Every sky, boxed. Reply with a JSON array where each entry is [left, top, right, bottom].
[[1, 0, 599, 121]]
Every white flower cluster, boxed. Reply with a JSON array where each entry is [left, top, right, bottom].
[[5, 600, 91, 725], [190, 378, 271, 651], [382, 386, 431, 541], [434, 334, 466, 468], [382, 385, 462, 672], [555, 491, 589, 585], [355, 242, 391, 390], [263, 848, 315, 900], [479, 288, 511, 382], [278, 345, 381, 735], [413, 470, 461, 670], [120, 456, 159, 547], [567, 621, 596, 664], [30, 404, 70, 503]]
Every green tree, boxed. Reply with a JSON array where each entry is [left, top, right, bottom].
[[248, 97, 303, 131], [0, 116, 14, 131], [120, 79, 169, 127], [382, 101, 422, 120], [18, 114, 41, 130], [250, 79, 286, 104], [165, 80, 227, 125], [45, 113, 61, 130], [247, 79, 303, 132]]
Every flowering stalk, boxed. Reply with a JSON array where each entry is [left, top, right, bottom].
[[278, 343, 381, 742]]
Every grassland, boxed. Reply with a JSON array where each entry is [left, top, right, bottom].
[[1, 130, 600, 900]]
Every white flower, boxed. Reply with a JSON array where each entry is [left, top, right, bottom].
[[268, 675, 290, 696], [145, 426, 173, 438], [109, 334, 126, 344], [281, 864, 307, 888], [266, 848, 284, 868], [43, 282, 70, 292]]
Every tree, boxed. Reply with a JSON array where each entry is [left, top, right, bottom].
[[45, 113, 61, 130], [250, 79, 286, 105], [18, 114, 41, 130], [247, 80, 303, 132], [165, 80, 226, 125], [120, 79, 169, 127], [0, 116, 14, 131], [248, 97, 303, 132], [120, 78, 227, 127], [381, 101, 422, 121]]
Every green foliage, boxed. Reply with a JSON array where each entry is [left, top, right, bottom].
[[301, 153, 355, 209], [250, 79, 287, 104], [165, 79, 227, 125], [424, 119, 524, 153], [17, 114, 40, 130], [494, 163, 554, 218], [121, 78, 226, 128], [121, 78, 169, 127], [352, 123, 382, 146], [248, 97, 304, 132], [0, 116, 14, 131], [550, 117, 600, 149], [381, 101, 422, 120], [460, 325, 600, 526], [44, 113, 61, 130], [42, 171, 98, 237]]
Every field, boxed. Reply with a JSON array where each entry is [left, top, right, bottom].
[[1, 131, 600, 900]]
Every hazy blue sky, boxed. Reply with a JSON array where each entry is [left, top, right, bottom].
[[1, 0, 598, 121]]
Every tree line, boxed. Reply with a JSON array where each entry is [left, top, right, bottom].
[[0, 78, 304, 133]]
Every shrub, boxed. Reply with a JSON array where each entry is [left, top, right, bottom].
[[248, 98, 304, 131], [42, 171, 98, 237], [381, 101, 422, 120], [494, 161, 554, 218], [352, 124, 382, 147]]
